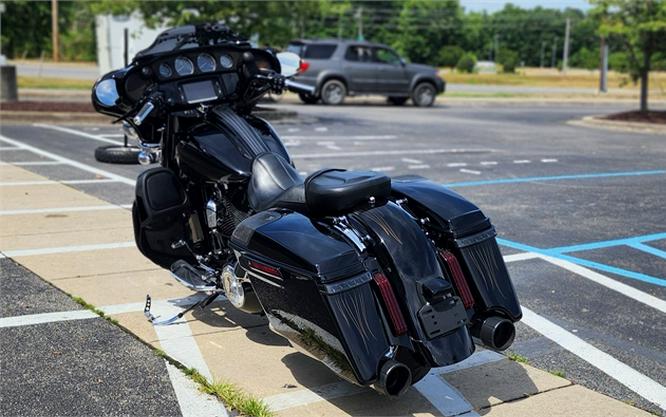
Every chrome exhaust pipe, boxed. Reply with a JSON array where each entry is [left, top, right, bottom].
[[471, 316, 516, 351], [376, 360, 412, 397]]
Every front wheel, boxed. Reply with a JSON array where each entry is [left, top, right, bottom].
[[320, 79, 346, 105], [411, 82, 437, 107], [298, 92, 319, 104]]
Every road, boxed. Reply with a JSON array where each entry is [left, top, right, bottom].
[[1, 101, 665, 415]]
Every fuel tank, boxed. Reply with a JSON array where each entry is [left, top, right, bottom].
[[177, 113, 291, 183]]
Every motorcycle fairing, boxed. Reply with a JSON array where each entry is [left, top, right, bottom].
[[391, 176, 522, 321]]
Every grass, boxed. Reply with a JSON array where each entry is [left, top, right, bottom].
[[506, 352, 530, 364], [18, 76, 93, 90], [549, 370, 567, 378], [71, 294, 272, 417], [184, 368, 274, 417]]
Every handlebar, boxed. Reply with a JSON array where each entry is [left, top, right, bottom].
[[285, 79, 315, 95], [133, 101, 155, 126]]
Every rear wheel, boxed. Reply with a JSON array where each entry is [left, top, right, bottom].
[[298, 92, 319, 104], [411, 82, 437, 107], [388, 96, 409, 105], [320, 79, 346, 105]]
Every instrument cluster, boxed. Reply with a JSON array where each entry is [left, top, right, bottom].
[[153, 51, 237, 80]]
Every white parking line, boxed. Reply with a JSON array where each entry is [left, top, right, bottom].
[[0, 309, 98, 328], [0, 179, 119, 187], [1, 242, 135, 259], [541, 158, 558, 163], [538, 254, 666, 314], [287, 127, 300, 132], [480, 161, 498, 166], [513, 160, 531, 164], [291, 149, 493, 159], [402, 158, 423, 164], [34, 123, 124, 145], [409, 164, 431, 170], [0, 134, 135, 186], [6, 161, 65, 166], [447, 162, 467, 167], [370, 166, 395, 172], [521, 306, 666, 410], [503, 252, 541, 263], [0, 204, 132, 216], [314, 126, 328, 132], [165, 361, 229, 417], [459, 169, 481, 175]]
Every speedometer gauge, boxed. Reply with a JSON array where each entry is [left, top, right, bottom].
[[197, 53, 216, 72], [158, 63, 172, 78], [219, 54, 234, 70], [174, 56, 194, 76]]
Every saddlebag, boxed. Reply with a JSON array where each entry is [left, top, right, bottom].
[[391, 176, 522, 323], [230, 210, 393, 386], [132, 167, 194, 269]]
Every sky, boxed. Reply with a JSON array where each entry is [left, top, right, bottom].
[[460, 0, 591, 13]]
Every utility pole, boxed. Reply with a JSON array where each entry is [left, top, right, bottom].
[[540, 40, 546, 68], [51, 0, 59, 62], [562, 17, 571, 72], [599, 36, 608, 93], [355, 7, 364, 41], [551, 37, 558, 68]]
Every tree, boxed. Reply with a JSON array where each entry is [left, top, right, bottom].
[[456, 53, 476, 73], [437, 45, 464, 67], [497, 48, 519, 73], [592, 0, 666, 112]]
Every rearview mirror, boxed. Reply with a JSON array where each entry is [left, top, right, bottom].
[[276, 52, 301, 77]]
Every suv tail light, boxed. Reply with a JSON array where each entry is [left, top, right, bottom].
[[298, 59, 310, 73]]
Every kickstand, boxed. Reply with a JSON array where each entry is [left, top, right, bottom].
[[144, 292, 220, 326]]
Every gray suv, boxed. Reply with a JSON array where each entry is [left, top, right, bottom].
[[287, 39, 445, 107]]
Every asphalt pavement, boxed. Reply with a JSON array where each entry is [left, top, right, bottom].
[[1, 100, 665, 415]]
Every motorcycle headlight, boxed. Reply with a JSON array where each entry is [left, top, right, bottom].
[[94, 79, 119, 107]]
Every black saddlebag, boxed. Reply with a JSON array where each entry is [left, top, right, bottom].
[[132, 167, 194, 269], [230, 210, 392, 385], [391, 176, 522, 322]]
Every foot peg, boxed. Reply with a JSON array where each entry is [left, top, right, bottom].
[[170, 259, 217, 292], [144, 293, 221, 326]]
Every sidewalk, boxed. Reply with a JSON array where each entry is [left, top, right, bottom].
[[0, 157, 655, 415]]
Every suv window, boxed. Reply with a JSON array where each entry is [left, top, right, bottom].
[[345, 46, 372, 62], [286, 43, 304, 56], [373, 48, 402, 65], [303, 44, 337, 59]]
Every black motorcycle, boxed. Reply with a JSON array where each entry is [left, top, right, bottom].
[[92, 24, 521, 397]]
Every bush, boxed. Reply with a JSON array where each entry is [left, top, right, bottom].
[[569, 47, 599, 70], [609, 52, 631, 73], [497, 48, 519, 73], [456, 53, 477, 73], [437, 45, 464, 68]]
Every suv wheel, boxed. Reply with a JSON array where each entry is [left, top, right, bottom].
[[298, 92, 319, 104], [388, 96, 409, 105], [412, 82, 436, 107], [320, 79, 346, 105]]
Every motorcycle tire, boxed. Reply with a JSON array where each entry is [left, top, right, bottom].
[[94, 145, 141, 165]]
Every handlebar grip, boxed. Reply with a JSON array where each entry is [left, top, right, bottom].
[[132, 101, 155, 126], [285, 79, 316, 95]]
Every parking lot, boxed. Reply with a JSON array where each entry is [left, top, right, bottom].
[[1, 101, 665, 416]]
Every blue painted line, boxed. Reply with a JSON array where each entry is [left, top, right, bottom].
[[548, 232, 666, 254], [627, 242, 666, 261], [443, 169, 666, 188], [497, 238, 666, 287]]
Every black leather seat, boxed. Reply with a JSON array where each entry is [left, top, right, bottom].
[[248, 153, 391, 216]]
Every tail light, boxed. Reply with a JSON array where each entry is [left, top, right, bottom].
[[298, 59, 310, 73], [440, 250, 475, 308], [373, 272, 408, 336]]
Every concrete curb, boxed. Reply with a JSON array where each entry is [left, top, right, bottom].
[[568, 115, 666, 135]]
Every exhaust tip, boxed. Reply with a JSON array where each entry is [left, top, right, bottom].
[[378, 360, 412, 397], [472, 316, 516, 351]]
